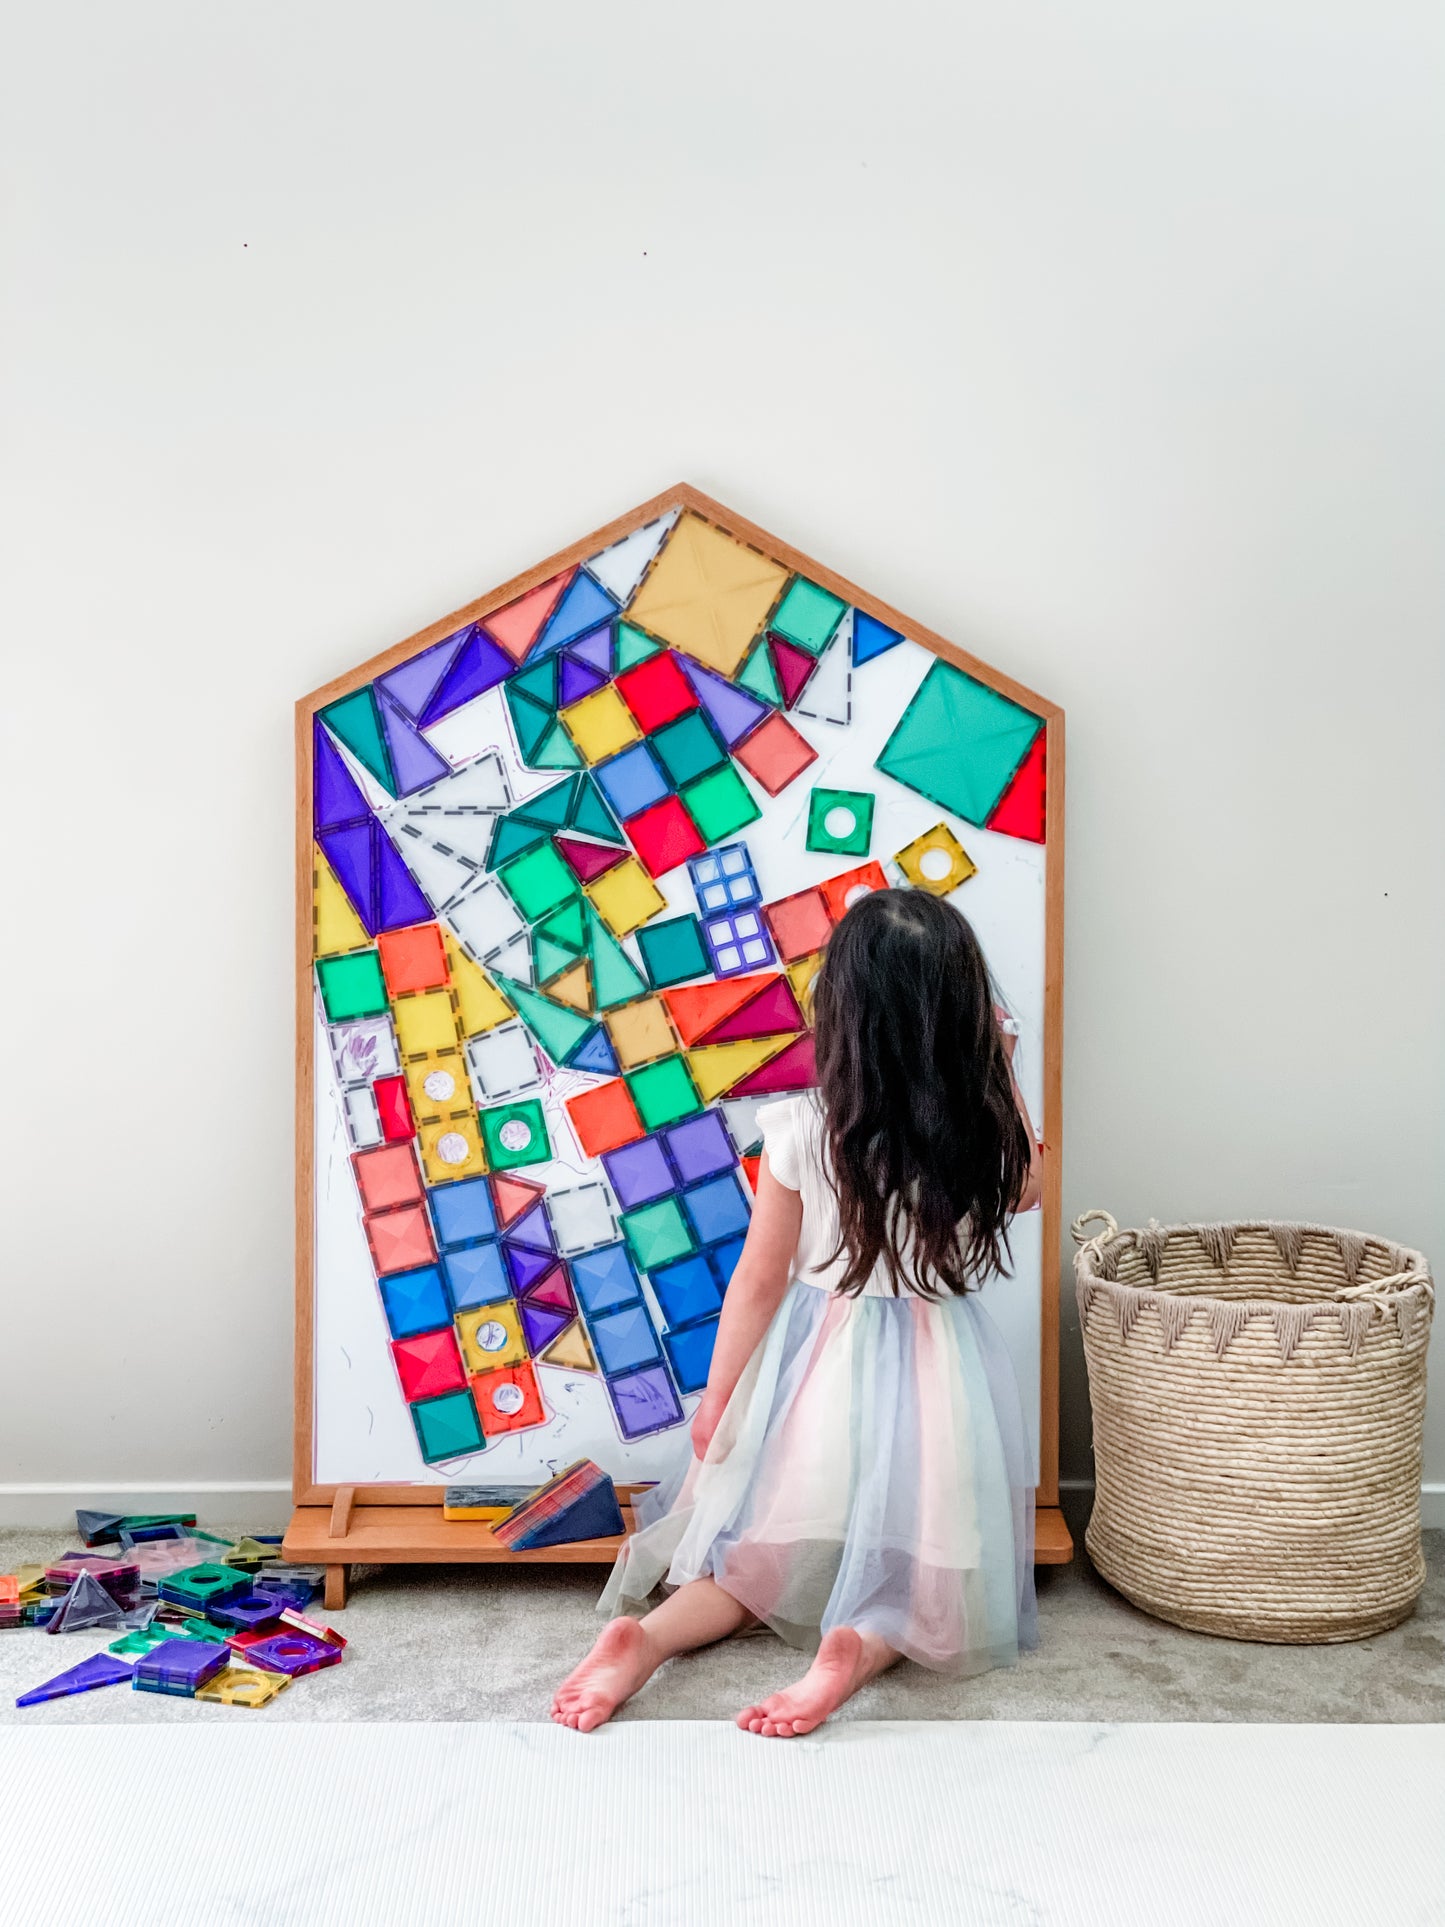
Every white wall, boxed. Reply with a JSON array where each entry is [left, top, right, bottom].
[[3, 0, 1440, 1523]]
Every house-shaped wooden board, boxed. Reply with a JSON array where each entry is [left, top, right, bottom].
[[288, 485, 1068, 1602]]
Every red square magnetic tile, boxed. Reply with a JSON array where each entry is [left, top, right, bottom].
[[392, 1328, 467, 1401], [762, 887, 833, 962], [615, 652, 698, 733], [819, 861, 889, 923], [365, 1202, 436, 1275], [627, 795, 706, 878], [352, 1142, 425, 1212], [732, 712, 817, 796], [565, 1080, 645, 1158]]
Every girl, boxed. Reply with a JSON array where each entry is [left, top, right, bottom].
[[551, 887, 1041, 1736]]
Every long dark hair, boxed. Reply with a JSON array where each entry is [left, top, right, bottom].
[[811, 888, 1030, 1297]]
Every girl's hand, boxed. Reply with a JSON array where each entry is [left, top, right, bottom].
[[691, 1387, 726, 1461], [995, 1004, 1020, 1064]]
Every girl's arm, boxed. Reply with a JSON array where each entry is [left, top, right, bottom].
[[690, 1156, 801, 1458]]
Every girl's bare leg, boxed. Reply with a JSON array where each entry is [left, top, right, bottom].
[[551, 1578, 752, 1731], [736, 1627, 898, 1737]]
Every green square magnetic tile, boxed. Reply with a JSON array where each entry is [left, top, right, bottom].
[[316, 950, 389, 1023], [650, 710, 728, 788], [478, 1097, 552, 1171], [497, 842, 579, 922], [806, 787, 875, 857], [876, 660, 1043, 825], [769, 579, 847, 656], [411, 1388, 486, 1463], [680, 763, 761, 845], [620, 1196, 695, 1271], [626, 1055, 703, 1130], [635, 916, 710, 989]]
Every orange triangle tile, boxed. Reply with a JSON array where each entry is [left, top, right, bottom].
[[481, 569, 576, 662], [490, 1172, 547, 1227], [663, 974, 774, 1046]]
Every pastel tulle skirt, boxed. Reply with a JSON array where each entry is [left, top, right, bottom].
[[598, 1281, 1037, 1677]]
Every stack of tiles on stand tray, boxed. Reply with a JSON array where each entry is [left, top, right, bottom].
[[491, 1460, 626, 1550], [8, 1510, 344, 1712]]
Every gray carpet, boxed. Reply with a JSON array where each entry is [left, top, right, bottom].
[[4, 1507, 1442, 1726]]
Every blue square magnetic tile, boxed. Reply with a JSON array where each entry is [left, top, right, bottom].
[[378, 1265, 453, 1340], [570, 1242, 643, 1317], [706, 1234, 748, 1292], [594, 742, 671, 821], [662, 1110, 736, 1185], [440, 1240, 511, 1311], [649, 1252, 724, 1329], [601, 1135, 676, 1209], [428, 1176, 497, 1249], [664, 1317, 719, 1394], [681, 1172, 752, 1246], [591, 1303, 664, 1377]]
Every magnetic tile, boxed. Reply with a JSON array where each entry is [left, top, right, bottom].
[[404, 1051, 471, 1123], [590, 1303, 663, 1377], [635, 915, 710, 989], [894, 821, 977, 895], [649, 1252, 724, 1329], [569, 1242, 643, 1316], [626, 512, 789, 679], [377, 922, 450, 997], [417, 1114, 487, 1184], [769, 576, 847, 655], [427, 1175, 498, 1248], [732, 711, 817, 796], [604, 995, 678, 1069], [545, 1182, 620, 1256], [584, 509, 680, 604], [594, 742, 671, 822], [378, 1265, 452, 1341], [584, 857, 667, 937], [478, 1098, 551, 1171], [706, 1233, 748, 1290], [497, 842, 579, 923], [626, 794, 706, 877], [506, 1239, 557, 1292], [493, 975, 595, 1068], [662, 1109, 737, 1183], [313, 846, 370, 959], [702, 907, 777, 978], [440, 1240, 511, 1312], [316, 950, 389, 1024], [614, 650, 698, 733], [806, 787, 874, 856], [852, 609, 905, 665], [410, 1387, 486, 1462], [700, 975, 804, 1044], [876, 660, 1044, 825], [490, 1172, 547, 1228], [688, 841, 762, 911], [769, 631, 820, 708], [818, 861, 889, 922], [762, 886, 833, 963], [472, 1361, 547, 1438], [985, 730, 1047, 843], [391, 1327, 467, 1401], [365, 1202, 437, 1275], [726, 1031, 816, 1095], [685, 1036, 793, 1102], [392, 990, 460, 1059], [649, 708, 728, 788], [608, 1363, 684, 1439], [330, 1015, 401, 1088], [559, 684, 641, 764], [352, 1142, 426, 1213], [601, 1134, 676, 1210], [456, 1300, 529, 1374], [792, 623, 852, 726], [443, 873, 528, 967], [465, 1020, 542, 1101], [663, 1317, 719, 1395], [620, 1195, 695, 1271], [680, 762, 761, 845], [373, 1074, 414, 1141], [681, 1171, 752, 1244], [344, 1084, 383, 1149], [626, 1054, 703, 1129], [539, 1318, 597, 1372]]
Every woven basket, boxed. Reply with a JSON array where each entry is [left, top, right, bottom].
[[1074, 1209, 1433, 1643]]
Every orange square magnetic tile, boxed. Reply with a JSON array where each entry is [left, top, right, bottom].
[[377, 922, 451, 997]]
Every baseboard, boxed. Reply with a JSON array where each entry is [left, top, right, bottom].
[[0, 1483, 292, 1533]]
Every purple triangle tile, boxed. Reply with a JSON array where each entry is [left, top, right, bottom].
[[558, 655, 609, 708], [505, 1241, 555, 1293], [374, 823, 435, 932], [420, 630, 514, 725], [565, 623, 614, 676], [676, 657, 770, 746], [314, 719, 371, 833], [519, 1299, 572, 1354], [379, 690, 453, 796], [17, 1653, 133, 1708], [319, 823, 378, 934], [378, 632, 466, 721], [507, 1202, 555, 1254]]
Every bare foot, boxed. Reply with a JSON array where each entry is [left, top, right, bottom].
[[735, 1627, 896, 1738], [550, 1619, 657, 1732]]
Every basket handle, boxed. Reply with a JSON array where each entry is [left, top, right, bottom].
[[1071, 1209, 1119, 1249], [1338, 1271, 1435, 1308]]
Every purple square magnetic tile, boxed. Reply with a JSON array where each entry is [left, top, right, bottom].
[[206, 1593, 284, 1633], [608, 1363, 685, 1439], [601, 1136, 676, 1209], [134, 1639, 229, 1693], [244, 1631, 344, 1677], [662, 1111, 736, 1184]]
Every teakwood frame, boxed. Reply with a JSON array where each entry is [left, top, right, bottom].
[[286, 483, 1072, 1606]]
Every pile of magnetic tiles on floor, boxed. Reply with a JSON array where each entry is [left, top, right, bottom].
[[7, 1511, 341, 1711], [309, 505, 1050, 1467]]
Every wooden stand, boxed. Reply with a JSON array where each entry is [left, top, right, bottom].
[[283, 1491, 1072, 1609]]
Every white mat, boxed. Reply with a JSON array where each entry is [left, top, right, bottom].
[[2, 1720, 1441, 1925]]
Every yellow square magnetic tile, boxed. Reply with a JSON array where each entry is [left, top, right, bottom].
[[418, 1112, 487, 1184], [583, 857, 667, 937], [404, 1051, 472, 1125], [393, 988, 461, 1057], [604, 996, 678, 1069], [456, 1300, 528, 1374], [626, 512, 789, 678], [195, 1665, 291, 1707], [894, 822, 977, 897], [559, 684, 641, 763]]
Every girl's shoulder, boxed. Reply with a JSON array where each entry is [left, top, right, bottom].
[[755, 1092, 824, 1193]]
